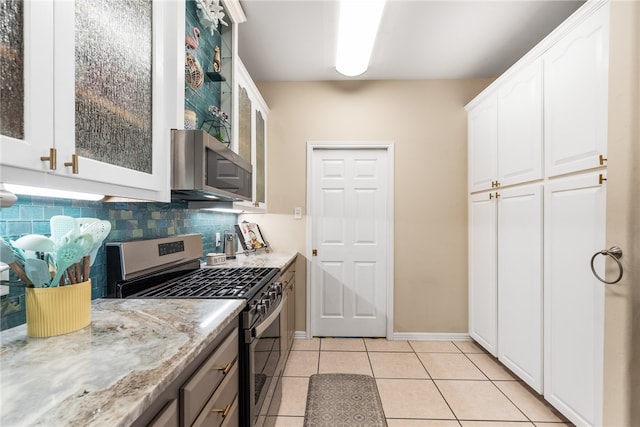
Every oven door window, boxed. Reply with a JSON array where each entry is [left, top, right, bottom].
[[251, 316, 281, 423]]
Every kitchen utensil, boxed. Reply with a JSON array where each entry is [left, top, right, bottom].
[[0, 239, 32, 285], [83, 220, 111, 266], [50, 215, 77, 245], [50, 234, 93, 287], [75, 217, 98, 231], [25, 258, 51, 288], [8, 240, 27, 264], [11, 234, 55, 253]]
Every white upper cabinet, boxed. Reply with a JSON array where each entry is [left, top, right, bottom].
[[1, 0, 178, 201], [468, 94, 498, 193], [1, 1, 55, 172], [497, 59, 544, 186], [234, 59, 269, 211], [544, 3, 609, 177]]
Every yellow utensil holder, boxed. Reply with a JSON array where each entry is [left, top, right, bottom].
[[26, 279, 92, 338]]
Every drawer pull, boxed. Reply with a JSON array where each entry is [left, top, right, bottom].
[[214, 363, 232, 375], [211, 403, 232, 418]]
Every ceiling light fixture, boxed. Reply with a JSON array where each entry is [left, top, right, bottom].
[[3, 183, 105, 202], [335, 0, 386, 77]]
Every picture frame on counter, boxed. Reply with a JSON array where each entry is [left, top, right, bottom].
[[235, 221, 269, 253]]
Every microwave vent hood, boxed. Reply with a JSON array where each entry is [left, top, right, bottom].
[[171, 130, 253, 202]]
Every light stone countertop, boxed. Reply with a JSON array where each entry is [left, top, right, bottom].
[[0, 298, 245, 427], [205, 251, 298, 270]]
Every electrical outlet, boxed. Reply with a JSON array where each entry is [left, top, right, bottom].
[[215, 232, 221, 247], [294, 207, 302, 219], [0, 267, 9, 297]]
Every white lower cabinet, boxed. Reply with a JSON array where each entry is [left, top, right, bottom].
[[497, 185, 543, 393], [544, 172, 606, 427], [468, 192, 498, 356], [469, 184, 543, 387]]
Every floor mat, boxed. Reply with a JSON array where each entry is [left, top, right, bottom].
[[304, 373, 387, 427]]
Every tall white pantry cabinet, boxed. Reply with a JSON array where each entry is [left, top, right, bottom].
[[466, 2, 610, 426]]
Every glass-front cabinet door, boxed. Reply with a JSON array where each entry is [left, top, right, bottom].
[[1, 0, 55, 171], [236, 59, 268, 211], [1, 0, 178, 202]]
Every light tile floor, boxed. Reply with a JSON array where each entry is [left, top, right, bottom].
[[267, 337, 573, 427]]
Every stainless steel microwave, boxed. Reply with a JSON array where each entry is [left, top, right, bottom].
[[171, 130, 252, 202]]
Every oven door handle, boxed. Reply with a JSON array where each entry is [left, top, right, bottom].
[[251, 298, 283, 341]]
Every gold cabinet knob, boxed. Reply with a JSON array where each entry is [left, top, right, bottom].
[[40, 148, 57, 170], [211, 403, 232, 418], [64, 154, 79, 174], [599, 174, 607, 185]]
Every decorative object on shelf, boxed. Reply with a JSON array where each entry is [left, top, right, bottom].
[[185, 53, 204, 89], [235, 221, 271, 255], [213, 45, 221, 72], [185, 27, 201, 50], [184, 110, 197, 129], [207, 105, 228, 122], [195, 0, 228, 34]]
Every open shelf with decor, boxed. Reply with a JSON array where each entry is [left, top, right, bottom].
[[184, 0, 233, 144]]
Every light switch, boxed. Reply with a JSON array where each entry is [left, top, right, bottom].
[[294, 207, 302, 219], [215, 232, 221, 247]]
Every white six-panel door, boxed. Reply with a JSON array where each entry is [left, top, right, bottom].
[[309, 148, 389, 337], [545, 172, 606, 426]]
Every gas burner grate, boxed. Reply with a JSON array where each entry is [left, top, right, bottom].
[[136, 267, 279, 299]]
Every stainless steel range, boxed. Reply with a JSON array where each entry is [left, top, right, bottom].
[[106, 234, 284, 427]]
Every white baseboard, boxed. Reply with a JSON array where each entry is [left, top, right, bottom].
[[389, 332, 470, 341], [293, 331, 471, 341]]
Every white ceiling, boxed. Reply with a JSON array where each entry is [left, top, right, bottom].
[[237, 0, 585, 81]]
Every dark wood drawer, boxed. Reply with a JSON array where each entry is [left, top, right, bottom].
[[147, 399, 178, 427], [181, 328, 238, 426], [191, 362, 239, 427]]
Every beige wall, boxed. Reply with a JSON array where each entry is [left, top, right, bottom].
[[604, 1, 640, 425], [248, 79, 493, 334]]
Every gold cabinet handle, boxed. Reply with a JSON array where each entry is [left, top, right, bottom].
[[489, 193, 494, 200], [40, 148, 57, 170], [211, 403, 232, 418], [599, 174, 607, 185], [491, 180, 496, 188], [64, 154, 79, 174], [599, 154, 607, 165], [312, 249, 317, 256], [495, 192, 500, 199], [253, 201, 259, 207], [214, 362, 232, 375]]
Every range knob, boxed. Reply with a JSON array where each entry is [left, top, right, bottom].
[[269, 290, 278, 301], [257, 304, 267, 315], [273, 282, 283, 295]]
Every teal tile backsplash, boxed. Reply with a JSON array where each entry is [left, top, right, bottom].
[[0, 195, 237, 330]]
